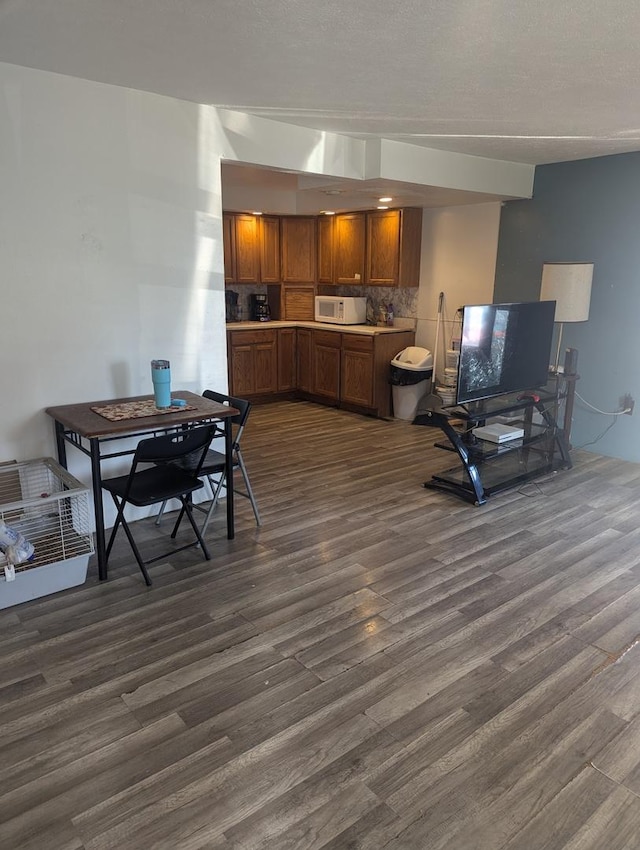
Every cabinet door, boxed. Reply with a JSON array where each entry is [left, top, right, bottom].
[[234, 214, 261, 283], [260, 215, 281, 283], [334, 212, 365, 284], [317, 215, 335, 284], [297, 328, 313, 392], [366, 209, 400, 285], [254, 337, 278, 393], [341, 336, 375, 407], [230, 343, 255, 396], [278, 328, 297, 391], [367, 208, 423, 287], [223, 213, 236, 283], [313, 330, 341, 401], [281, 217, 316, 283]]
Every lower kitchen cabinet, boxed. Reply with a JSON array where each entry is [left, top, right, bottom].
[[228, 324, 415, 417], [297, 328, 312, 392], [278, 327, 297, 391], [341, 335, 374, 408], [312, 330, 341, 402], [228, 329, 278, 396], [305, 327, 415, 417]]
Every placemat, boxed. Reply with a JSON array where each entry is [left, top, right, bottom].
[[91, 399, 197, 422]]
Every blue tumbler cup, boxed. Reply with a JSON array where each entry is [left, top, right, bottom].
[[151, 359, 172, 408]]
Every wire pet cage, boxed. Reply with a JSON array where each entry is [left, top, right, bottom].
[[0, 458, 94, 609]]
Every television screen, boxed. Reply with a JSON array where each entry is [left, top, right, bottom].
[[455, 301, 556, 405]]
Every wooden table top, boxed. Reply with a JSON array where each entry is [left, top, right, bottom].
[[45, 391, 238, 439]]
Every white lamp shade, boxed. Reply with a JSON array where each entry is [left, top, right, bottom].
[[540, 262, 593, 322]]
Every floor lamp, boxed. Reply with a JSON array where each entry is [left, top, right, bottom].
[[540, 262, 593, 373]]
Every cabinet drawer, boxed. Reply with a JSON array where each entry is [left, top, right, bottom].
[[230, 329, 277, 345], [313, 329, 342, 348], [341, 334, 374, 352]]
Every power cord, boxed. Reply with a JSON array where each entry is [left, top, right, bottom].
[[570, 391, 630, 451], [573, 416, 619, 450], [574, 391, 631, 416]]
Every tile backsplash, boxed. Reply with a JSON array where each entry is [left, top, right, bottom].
[[330, 285, 418, 321], [227, 284, 419, 324]]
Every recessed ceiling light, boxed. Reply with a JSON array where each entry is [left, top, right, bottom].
[[252, 210, 263, 215], [379, 196, 392, 203], [377, 205, 389, 210], [320, 210, 336, 215]]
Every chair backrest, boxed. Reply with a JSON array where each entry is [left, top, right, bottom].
[[135, 424, 217, 472], [202, 390, 250, 429]]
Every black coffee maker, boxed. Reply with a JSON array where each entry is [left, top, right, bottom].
[[225, 290, 239, 322], [249, 293, 271, 322]]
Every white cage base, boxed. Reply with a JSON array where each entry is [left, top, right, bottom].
[[0, 553, 90, 609], [0, 457, 94, 610]]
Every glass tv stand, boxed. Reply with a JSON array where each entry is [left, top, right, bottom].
[[413, 381, 574, 506]]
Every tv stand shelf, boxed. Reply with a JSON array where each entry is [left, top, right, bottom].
[[414, 383, 573, 506]]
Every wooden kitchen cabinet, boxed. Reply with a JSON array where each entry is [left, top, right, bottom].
[[366, 208, 423, 287], [223, 212, 280, 284], [341, 334, 375, 408], [300, 328, 415, 416], [228, 323, 415, 416], [297, 328, 313, 392], [281, 217, 316, 283], [233, 214, 261, 284], [317, 215, 335, 284], [223, 213, 236, 283], [228, 329, 278, 396], [278, 327, 297, 391], [312, 329, 342, 402], [334, 212, 366, 284], [259, 215, 281, 283]]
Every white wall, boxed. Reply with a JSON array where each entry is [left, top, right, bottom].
[[415, 203, 502, 380], [0, 66, 228, 509]]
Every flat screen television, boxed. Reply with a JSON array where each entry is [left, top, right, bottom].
[[455, 301, 556, 405]]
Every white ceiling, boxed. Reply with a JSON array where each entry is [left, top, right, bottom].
[[3, 0, 640, 208]]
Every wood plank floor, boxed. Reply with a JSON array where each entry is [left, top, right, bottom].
[[2, 399, 640, 849]]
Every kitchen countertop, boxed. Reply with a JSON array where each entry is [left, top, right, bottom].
[[226, 320, 415, 335]]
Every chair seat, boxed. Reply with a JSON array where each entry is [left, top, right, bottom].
[[177, 447, 232, 475], [103, 466, 205, 507]]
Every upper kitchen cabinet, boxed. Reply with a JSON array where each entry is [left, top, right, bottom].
[[333, 212, 366, 284], [233, 213, 261, 283], [259, 215, 281, 283], [366, 208, 423, 287], [223, 213, 236, 283], [281, 217, 316, 283], [317, 215, 334, 284], [224, 212, 280, 284]]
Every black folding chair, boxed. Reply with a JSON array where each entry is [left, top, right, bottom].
[[155, 391, 261, 535], [102, 424, 217, 585]]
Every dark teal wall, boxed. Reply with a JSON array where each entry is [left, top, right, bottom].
[[495, 152, 640, 462]]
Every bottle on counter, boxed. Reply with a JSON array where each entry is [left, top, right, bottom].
[[387, 303, 394, 326]]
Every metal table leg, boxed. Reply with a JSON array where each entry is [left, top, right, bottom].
[[54, 420, 67, 468], [89, 437, 108, 580], [225, 418, 235, 539]]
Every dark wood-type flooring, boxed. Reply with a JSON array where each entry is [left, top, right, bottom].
[[2, 400, 640, 849]]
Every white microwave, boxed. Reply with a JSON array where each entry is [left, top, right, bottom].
[[315, 295, 367, 325]]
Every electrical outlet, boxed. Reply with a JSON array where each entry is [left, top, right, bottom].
[[621, 393, 635, 415]]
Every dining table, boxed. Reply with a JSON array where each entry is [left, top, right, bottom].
[[45, 390, 239, 581]]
